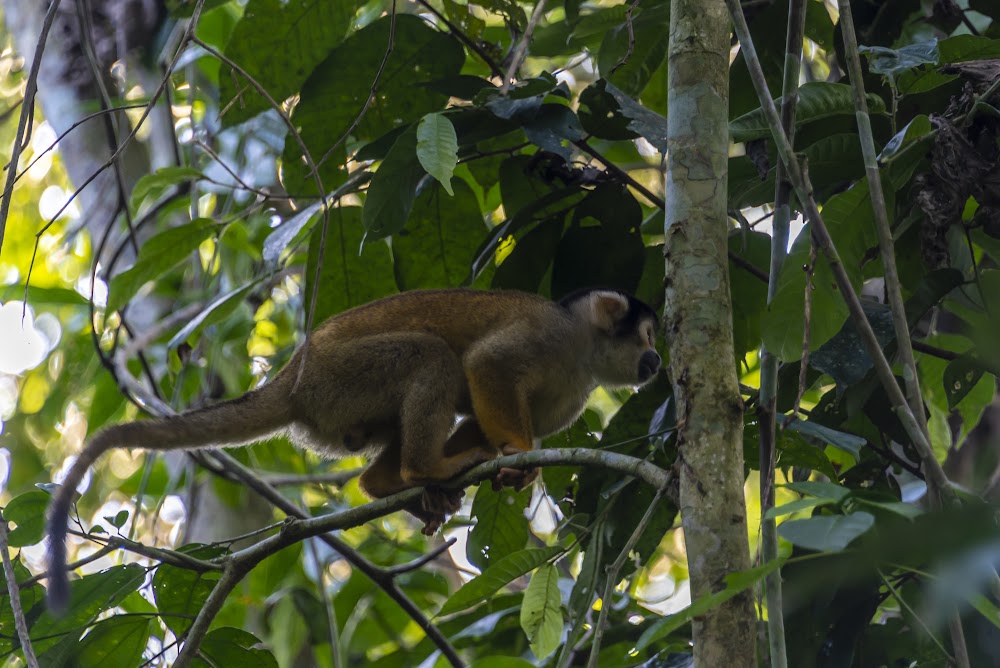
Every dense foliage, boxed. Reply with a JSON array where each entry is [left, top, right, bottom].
[[1, 0, 999, 666]]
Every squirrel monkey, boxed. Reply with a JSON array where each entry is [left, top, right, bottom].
[[47, 288, 660, 610]]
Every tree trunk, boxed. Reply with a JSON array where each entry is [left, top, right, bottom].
[[664, 1, 757, 665]]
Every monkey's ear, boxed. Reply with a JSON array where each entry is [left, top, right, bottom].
[[587, 291, 630, 331]]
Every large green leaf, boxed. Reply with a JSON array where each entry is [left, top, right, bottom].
[[519, 564, 563, 659], [107, 219, 216, 314], [730, 82, 886, 143], [416, 112, 459, 195], [362, 127, 426, 239], [778, 512, 876, 551], [304, 207, 397, 325], [597, 2, 670, 97], [219, 0, 355, 127], [195, 627, 278, 668], [152, 546, 225, 637], [4, 490, 48, 547], [393, 179, 486, 290], [282, 14, 463, 195], [76, 616, 152, 668], [467, 484, 530, 571], [33, 565, 146, 657], [761, 183, 880, 362], [441, 547, 562, 616]]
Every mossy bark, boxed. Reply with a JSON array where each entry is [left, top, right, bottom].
[[665, 1, 757, 666]]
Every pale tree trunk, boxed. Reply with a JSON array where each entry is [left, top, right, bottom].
[[665, 1, 757, 666]]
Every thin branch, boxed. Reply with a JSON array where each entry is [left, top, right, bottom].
[[837, 0, 931, 455], [0, 512, 40, 668], [587, 489, 665, 668], [174, 448, 674, 666], [757, 1, 806, 665], [414, 0, 503, 78], [75, 0, 140, 255], [501, 0, 548, 93], [725, 0, 954, 504], [386, 537, 458, 576], [2, 104, 147, 198], [0, 0, 62, 259]]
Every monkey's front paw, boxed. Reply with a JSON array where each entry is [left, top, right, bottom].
[[492, 466, 538, 491]]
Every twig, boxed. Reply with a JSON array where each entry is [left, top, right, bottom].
[[414, 0, 503, 78], [725, 0, 954, 504], [757, 2, 806, 665], [0, 0, 62, 259], [75, 0, 140, 255], [386, 537, 458, 576], [795, 241, 817, 415], [501, 0, 548, 93], [261, 468, 364, 487], [174, 447, 674, 666], [587, 489, 665, 668], [837, 0, 931, 454], [0, 512, 39, 668]]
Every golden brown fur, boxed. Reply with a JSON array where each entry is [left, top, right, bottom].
[[47, 288, 660, 611]]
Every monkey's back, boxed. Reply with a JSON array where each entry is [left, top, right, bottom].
[[309, 289, 564, 353]]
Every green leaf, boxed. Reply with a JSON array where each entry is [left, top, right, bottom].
[[602, 81, 668, 152], [730, 82, 886, 143], [105, 509, 130, 529], [76, 616, 152, 668], [33, 565, 146, 657], [764, 497, 834, 520], [783, 480, 851, 502], [167, 281, 256, 348], [416, 113, 458, 196], [551, 183, 645, 297], [393, 179, 486, 289], [440, 547, 563, 616], [2, 284, 87, 306], [636, 559, 785, 650], [305, 207, 397, 326], [778, 512, 875, 551], [129, 166, 204, 211], [283, 14, 463, 195], [470, 658, 536, 668], [762, 183, 878, 361], [879, 115, 933, 162], [467, 484, 530, 571], [785, 418, 866, 460], [153, 545, 225, 637], [943, 355, 986, 410], [520, 564, 563, 660], [597, 3, 670, 97], [196, 627, 278, 668], [860, 41, 939, 83], [362, 127, 427, 239], [4, 490, 49, 547], [218, 0, 354, 127], [107, 219, 216, 314]]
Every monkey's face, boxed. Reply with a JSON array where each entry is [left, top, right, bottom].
[[592, 314, 661, 388]]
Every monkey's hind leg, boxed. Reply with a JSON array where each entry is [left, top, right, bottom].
[[359, 443, 460, 534]]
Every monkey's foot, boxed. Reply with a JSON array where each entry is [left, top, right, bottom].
[[492, 466, 538, 491], [403, 503, 446, 535], [422, 485, 465, 516]]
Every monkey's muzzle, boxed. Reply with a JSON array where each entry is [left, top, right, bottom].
[[638, 350, 661, 382]]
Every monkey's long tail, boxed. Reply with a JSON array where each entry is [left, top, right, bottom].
[[46, 384, 291, 613]]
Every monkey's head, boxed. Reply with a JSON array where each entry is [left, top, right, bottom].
[[561, 289, 661, 388]]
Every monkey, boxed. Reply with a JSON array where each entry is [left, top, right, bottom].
[[47, 287, 661, 611]]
